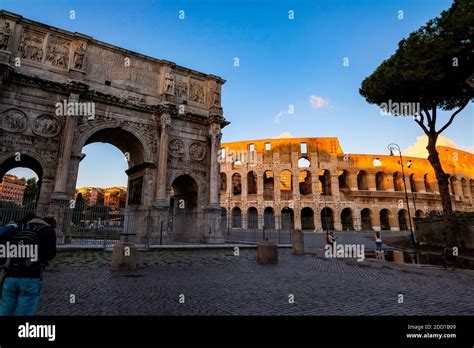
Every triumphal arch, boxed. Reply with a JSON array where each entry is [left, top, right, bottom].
[[0, 11, 227, 243]]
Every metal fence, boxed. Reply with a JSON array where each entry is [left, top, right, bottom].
[[221, 211, 293, 244], [0, 200, 292, 246], [0, 200, 141, 248]]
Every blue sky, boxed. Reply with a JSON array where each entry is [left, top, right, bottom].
[[3, 0, 472, 187]]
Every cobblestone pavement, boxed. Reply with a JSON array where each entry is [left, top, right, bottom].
[[36, 247, 474, 316]]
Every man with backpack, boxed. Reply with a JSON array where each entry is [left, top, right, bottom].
[[0, 215, 56, 316]]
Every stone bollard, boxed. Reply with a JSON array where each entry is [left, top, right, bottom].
[[257, 241, 278, 264], [111, 240, 137, 271], [393, 250, 404, 264], [292, 229, 304, 255]]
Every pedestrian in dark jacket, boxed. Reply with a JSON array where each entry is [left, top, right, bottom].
[[0, 215, 56, 315]]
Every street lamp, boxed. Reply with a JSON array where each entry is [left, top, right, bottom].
[[388, 143, 416, 245]]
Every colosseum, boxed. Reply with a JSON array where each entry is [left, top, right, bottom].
[[219, 137, 474, 232]]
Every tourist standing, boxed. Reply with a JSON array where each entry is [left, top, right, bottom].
[[0, 215, 56, 316], [375, 232, 383, 260]]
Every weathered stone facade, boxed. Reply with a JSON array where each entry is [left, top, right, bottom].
[[220, 137, 474, 231], [0, 11, 227, 243]]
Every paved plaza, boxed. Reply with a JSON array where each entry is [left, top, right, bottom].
[[37, 235, 474, 316]]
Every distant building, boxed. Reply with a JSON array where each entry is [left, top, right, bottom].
[[104, 187, 127, 211], [0, 174, 26, 205], [75, 187, 104, 206], [220, 138, 474, 232]]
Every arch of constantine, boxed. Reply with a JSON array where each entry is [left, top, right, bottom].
[[0, 11, 227, 243], [220, 137, 474, 232]]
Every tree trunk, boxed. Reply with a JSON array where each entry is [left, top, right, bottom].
[[426, 133, 453, 216]]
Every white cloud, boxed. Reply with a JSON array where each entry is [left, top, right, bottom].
[[309, 95, 329, 109], [272, 132, 293, 139], [403, 135, 474, 158]]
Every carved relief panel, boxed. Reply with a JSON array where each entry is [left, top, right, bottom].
[[32, 115, 61, 137], [18, 29, 45, 63], [174, 74, 188, 100], [0, 109, 28, 132], [0, 20, 13, 51], [189, 142, 206, 161], [189, 79, 205, 104], [213, 84, 221, 107], [164, 71, 175, 95], [169, 138, 185, 158], [45, 36, 70, 69], [72, 41, 87, 70]]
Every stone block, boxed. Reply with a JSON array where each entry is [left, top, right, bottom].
[[292, 229, 304, 255], [257, 241, 278, 264], [111, 243, 137, 271], [393, 250, 404, 264]]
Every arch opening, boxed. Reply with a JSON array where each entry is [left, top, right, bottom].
[[341, 208, 354, 230], [232, 207, 242, 228], [301, 207, 315, 231], [393, 172, 403, 192], [299, 170, 312, 195], [319, 169, 332, 196], [357, 170, 368, 190], [398, 209, 408, 231], [361, 208, 373, 231], [375, 171, 386, 191], [380, 209, 391, 231], [247, 171, 257, 195], [321, 207, 334, 231], [281, 207, 294, 230], [247, 207, 258, 229], [263, 171, 274, 200], [264, 207, 275, 229], [232, 173, 242, 196]]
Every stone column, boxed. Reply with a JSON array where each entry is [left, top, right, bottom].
[[367, 172, 376, 192], [203, 123, 225, 243], [294, 207, 302, 230], [256, 171, 263, 205], [241, 170, 248, 201], [155, 113, 171, 205], [274, 173, 281, 202], [385, 175, 394, 192], [152, 113, 171, 244], [348, 170, 358, 191], [314, 212, 322, 232], [292, 169, 299, 201], [227, 173, 233, 203], [333, 209, 342, 231], [52, 93, 79, 199], [209, 124, 221, 208], [389, 213, 399, 232], [50, 93, 79, 242], [353, 212, 362, 231]]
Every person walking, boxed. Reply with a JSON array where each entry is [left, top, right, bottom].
[[326, 231, 337, 247], [0, 215, 56, 316], [375, 231, 383, 260]]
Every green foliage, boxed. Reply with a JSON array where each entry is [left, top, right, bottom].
[[23, 177, 38, 204], [360, 0, 473, 113]]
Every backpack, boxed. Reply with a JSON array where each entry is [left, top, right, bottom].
[[5, 223, 46, 272]]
